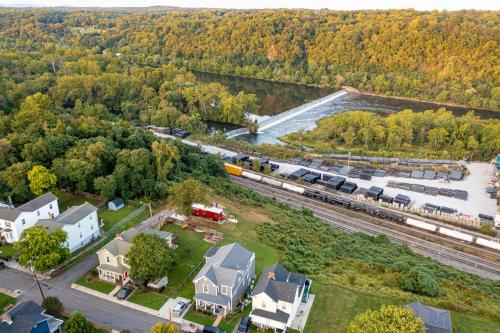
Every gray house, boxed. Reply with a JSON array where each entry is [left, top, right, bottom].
[[405, 302, 453, 333], [0, 300, 63, 333], [193, 243, 255, 316]]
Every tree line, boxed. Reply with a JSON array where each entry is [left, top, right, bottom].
[[282, 109, 500, 161], [0, 8, 497, 110]]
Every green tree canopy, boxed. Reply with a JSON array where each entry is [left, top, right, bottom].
[[150, 321, 179, 333], [15, 227, 69, 271], [152, 140, 180, 182], [63, 311, 96, 333], [399, 268, 440, 297], [347, 305, 426, 333], [127, 233, 175, 284], [166, 178, 208, 216], [27, 165, 58, 196]]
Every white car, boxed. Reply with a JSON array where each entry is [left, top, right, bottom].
[[172, 300, 188, 316]]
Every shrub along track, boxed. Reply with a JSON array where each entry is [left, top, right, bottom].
[[230, 175, 500, 280]]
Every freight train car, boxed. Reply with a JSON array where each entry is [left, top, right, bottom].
[[406, 218, 437, 232], [224, 163, 243, 176], [242, 170, 263, 181]]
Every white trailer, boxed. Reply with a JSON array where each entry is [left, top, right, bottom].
[[475, 238, 500, 251], [242, 170, 263, 181], [438, 227, 474, 243], [406, 218, 437, 232], [282, 182, 305, 194], [261, 177, 283, 187]]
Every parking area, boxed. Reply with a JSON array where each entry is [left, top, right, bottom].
[[277, 162, 497, 218], [159, 297, 191, 322]]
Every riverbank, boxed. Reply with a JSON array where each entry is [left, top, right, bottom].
[[343, 86, 499, 113]]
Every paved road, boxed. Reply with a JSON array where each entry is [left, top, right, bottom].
[[0, 267, 159, 332]]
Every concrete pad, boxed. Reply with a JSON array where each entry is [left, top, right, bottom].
[[290, 294, 315, 331], [109, 285, 121, 296], [213, 314, 223, 327], [159, 297, 191, 323]]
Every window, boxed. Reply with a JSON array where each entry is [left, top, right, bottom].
[[261, 301, 266, 309], [37, 211, 40, 216], [203, 285, 209, 293], [221, 286, 227, 295], [21, 219, 26, 225], [49, 204, 53, 209], [106, 256, 110, 263], [89, 215, 92, 220], [282, 304, 286, 310], [91, 224, 93, 230], [78, 223, 81, 228], [6, 221, 11, 228], [80, 232, 82, 238]]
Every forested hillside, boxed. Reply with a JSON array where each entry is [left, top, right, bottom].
[[0, 8, 497, 109], [282, 109, 500, 160]]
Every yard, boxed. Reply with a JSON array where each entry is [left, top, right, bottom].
[[0, 243, 17, 260], [76, 272, 116, 294], [0, 293, 15, 313], [127, 290, 170, 310]]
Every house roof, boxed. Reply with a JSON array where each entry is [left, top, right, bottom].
[[194, 243, 253, 288], [97, 262, 129, 275], [99, 237, 132, 257], [0, 301, 60, 333], [37, 202, 97, 227], [16, 193, 58, 212], [405, 302, 452, 333], [252, 263, 307, 303], [0, 193, 58, 222], [109, 198, 124, 206], [0, 208, 22, 222], [251, 308, 290, 324], [195, 293, 231, 308], [34, 220, 63, 233]]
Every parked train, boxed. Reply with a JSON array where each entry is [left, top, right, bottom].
[[224, 163, 500, 252]]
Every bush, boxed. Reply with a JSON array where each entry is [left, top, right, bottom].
[[42, 296, 63, 316], [64, 311, 96, 333], [347, 305, 426, 333], [399, 268, 440, 297]]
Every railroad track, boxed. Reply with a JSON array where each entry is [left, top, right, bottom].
[[230, 176, 500, 279]]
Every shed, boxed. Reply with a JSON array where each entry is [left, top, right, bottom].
[[108, 198, 125, 211], [405, 302, 453, 333]]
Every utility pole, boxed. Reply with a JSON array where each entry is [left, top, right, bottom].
[[30, 263, 45, 300]]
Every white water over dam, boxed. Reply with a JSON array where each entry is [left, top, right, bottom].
[[226, 89, 348, 139]]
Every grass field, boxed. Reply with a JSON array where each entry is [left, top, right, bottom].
[[128, 290, 170, 310], [76, 273, 116, 294], [0, 293, 15, 313], [58, 191, 103, 211]]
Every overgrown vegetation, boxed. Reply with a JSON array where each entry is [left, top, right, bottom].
[[210, 180, 500, 322], [282, 109, 500, 160]]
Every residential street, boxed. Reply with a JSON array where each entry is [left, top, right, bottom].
[[0, 267, 160, 332]]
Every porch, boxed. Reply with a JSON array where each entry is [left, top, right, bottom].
[[194, 293, 230, 317]]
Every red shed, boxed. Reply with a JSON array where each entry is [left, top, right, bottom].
[[191, 204, 224, 222]]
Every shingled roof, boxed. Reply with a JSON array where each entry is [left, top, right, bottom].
[[0, 193, 58, 222], [252, 263, 307, 303], [405, 302, 453, 333], [0, 300, 62, 333]]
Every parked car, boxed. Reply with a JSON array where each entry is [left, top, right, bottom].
[[202, 326, 226, 333], [0, 261, 5, 269], [237, 316, 251, 333], [172, 300, 188, 316], [116, 285, 134, 300]]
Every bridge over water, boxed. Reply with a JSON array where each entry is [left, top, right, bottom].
[[226, 89, 348, 139]]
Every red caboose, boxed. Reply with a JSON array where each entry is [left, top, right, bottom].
[[191, 203, 224, 222]]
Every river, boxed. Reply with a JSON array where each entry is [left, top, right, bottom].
[[195, 71, 500, 145]]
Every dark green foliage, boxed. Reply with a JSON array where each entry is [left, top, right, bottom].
[[64, 311, 96, 333], [42, 296, 63, 316], [399, 268, 440, 297]]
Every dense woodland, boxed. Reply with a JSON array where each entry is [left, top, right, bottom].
[[282, 109, 500, 160], [0, 8, 497, 109], [0, 60, 233, 202]]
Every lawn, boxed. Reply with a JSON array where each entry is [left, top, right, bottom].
[[0, 243, 17, 260], [304, 282, 500, 333], [0, 293, 15, 312], [76, 273, 116, 294], [128, 290, 169, 310], [183, 307, 216, 326], [98, 204, 142, 233], [58, 191, 103, 211]]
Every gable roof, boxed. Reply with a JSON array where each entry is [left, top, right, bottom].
[[37, 202, 97, 228], [194, 243, 253, 287], [252, 263, 307, 303], [16, 193, 58, 212], [0, 193, 58, 222], [99, 237, 132, 257], [0, 301, 49, 333], [405, 302, 452, 333], [98, 227, 173, 257]]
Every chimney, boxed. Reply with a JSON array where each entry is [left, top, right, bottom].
[[268, 272, 275, 280], [1, 313, 12, 325]]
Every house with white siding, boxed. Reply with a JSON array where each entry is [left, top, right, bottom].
[[250, 263, 311, 332], [0, 193, 59, 243], [36, 202, 100, 253]]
